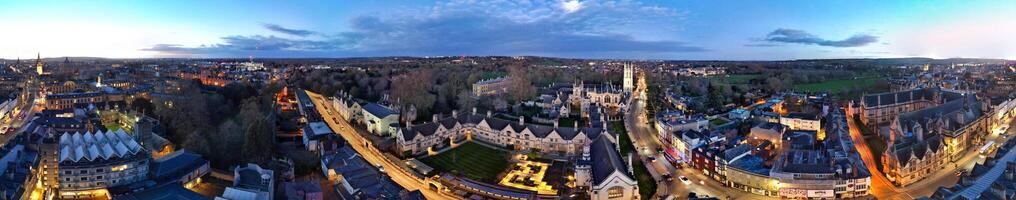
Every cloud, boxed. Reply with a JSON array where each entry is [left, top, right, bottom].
[[142, 0, 702, 58], [760, 28, 878, 47], [262, 23, 315, 36]]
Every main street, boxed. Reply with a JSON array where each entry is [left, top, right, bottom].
[[844, 115, 906, 199], [304, 90, 462, 200], [0, 99, 40, 146], [624, 84, 770, 200]]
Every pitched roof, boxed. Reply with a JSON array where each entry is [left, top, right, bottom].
[[363, 103, 397, 118], [589, 136, 632, 185], [58, 129, 144, 163]]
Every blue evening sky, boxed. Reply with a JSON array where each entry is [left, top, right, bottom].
[[1, 0, 1013, 60]]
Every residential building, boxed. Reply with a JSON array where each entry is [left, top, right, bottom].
[[472, 77, 511, 96], [749, 122, 785, 147], [729, 108, 750, 120], [148, 150, 209, 187], [302, 122, 334, 151], [362, 103, 399, 136], [396, 109, 614, 156], [770, 113, 871, 199], [780, 112, 821, 132], [654, 111, 708, 139], [330, 93, 362, 123], [321, 145, 418, 199], [669, 130, 723, 163], [0, 144, 40, 200], [575, 136, 639, 200], [282, 181, 324, 200], [223, 163, 274, 200], [113, 183, 209, 200]]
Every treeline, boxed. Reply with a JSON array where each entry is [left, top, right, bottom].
[[151, 80, 280, 168], [288, 63, 623, 123]]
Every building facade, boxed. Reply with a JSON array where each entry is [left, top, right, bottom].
[[472, 77, 511, 97], [57, 130, 149, 199], [575, 136, 639, 200], [396, 110, 613, 156], [882, 93, 986, 186], [362, 103, 399, 137]]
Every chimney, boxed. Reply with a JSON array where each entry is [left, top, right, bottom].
[[554, 121, 559, 128], [452, 110, 458, 118], [432, 114, 439, 123], [574, 122, 579, 131], [519, 117, 524, 125], [473, 107, 477, 115], [487, 110, 492, 118]]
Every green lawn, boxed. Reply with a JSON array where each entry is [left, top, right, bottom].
[[608, 120, 654, 199], [558, 115, 582, 128], [610, 121, 634, 155], [632, 157, 657, 199], [794, 77, 882, 93], [709, 118, 730, 126], [420, 142, 510, 183]]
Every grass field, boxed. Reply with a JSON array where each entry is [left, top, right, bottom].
[[610, 121, 634, 155], [632, 158, 657, 199], [794, 77, 882, 93], [710, 74, 761, 84], [709, 118, 730, 126], [420, 142, 510, 183]]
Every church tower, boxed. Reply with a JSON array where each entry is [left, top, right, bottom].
[[35, 53, 44, 75], [623, 63, 634, 93]]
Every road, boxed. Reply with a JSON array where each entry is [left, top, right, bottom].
[[0, 99, 39, 146], [624, 87, 769, 200], [844, 114, 906, 199], [304, 90, 462, 200]]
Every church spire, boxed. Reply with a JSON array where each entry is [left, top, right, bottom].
[[35, 52, 44, 75]]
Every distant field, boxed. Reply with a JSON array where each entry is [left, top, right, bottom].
[[794, 77, 882, 93], [711, 74, 761, 84], [420, 142, 510, 183]]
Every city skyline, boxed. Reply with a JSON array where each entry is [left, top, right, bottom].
[[1, 0, 1015, 60]]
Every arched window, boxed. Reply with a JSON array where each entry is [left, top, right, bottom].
[[607, 186, 624, 198]]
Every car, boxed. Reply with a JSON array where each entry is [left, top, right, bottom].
[[956, 170, 966, 176], [663, 174, 674, 182], [649, 156, 657, 162], [699, 180, 705, 185], [679, 176, 691, 185]]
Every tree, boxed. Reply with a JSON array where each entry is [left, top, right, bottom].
[[506, 66, 536, 103], [391, 69, 437, 120], [239, 98, 275, 162], [456, 91, 477, 111]]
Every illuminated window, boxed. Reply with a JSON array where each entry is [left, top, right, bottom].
[[111, 164, 129, 172], [607, 186, 624, 198]]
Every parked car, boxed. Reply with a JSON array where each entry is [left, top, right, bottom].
[[679, 176, 691, 185]]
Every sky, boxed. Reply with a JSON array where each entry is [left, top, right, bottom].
[[1, 0, 1014, 60]]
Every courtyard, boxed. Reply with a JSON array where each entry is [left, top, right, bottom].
[[420, 142, 510, 183], [498, 155, 558, 195]]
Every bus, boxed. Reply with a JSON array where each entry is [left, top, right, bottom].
[[980, 141, 997, 157]]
